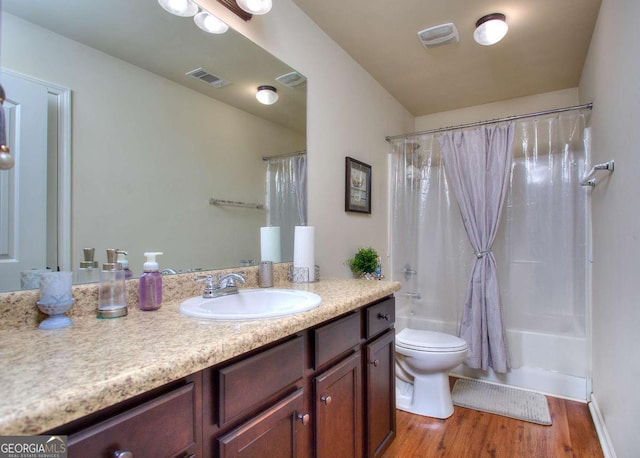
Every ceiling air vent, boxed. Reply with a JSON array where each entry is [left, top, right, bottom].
[[186, 68, 230, 88], [276, 71, 307, 88], [417, 23, 459, 48]]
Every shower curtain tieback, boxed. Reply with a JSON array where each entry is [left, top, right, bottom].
[[440, 124, 515, 373]]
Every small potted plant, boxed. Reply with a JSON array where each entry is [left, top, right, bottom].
[[346, 247, 382, 280]]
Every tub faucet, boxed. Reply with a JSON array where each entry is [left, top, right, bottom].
[[196, 272, 246, 298]]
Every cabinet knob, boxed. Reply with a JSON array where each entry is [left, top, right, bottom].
[[321, 395, 332, 405], [370, 359, 380, 367], [114, 452, 133, 458], [377, 313, 390, 321], [297, 413, 310, 426]]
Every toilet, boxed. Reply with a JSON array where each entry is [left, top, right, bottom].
[[395, 328, 468, 419]]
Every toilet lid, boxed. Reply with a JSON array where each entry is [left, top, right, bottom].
[[396, 328, 467, 352]]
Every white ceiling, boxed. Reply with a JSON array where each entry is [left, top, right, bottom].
[[292, 0, 602, 116]]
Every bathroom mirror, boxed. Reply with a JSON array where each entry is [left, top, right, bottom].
[[0, 0, 307, 292]]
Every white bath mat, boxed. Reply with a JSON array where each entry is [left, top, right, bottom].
[[452, 379, 552, 425]]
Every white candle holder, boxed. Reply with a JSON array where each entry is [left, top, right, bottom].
[[37, 271, 74, 329]]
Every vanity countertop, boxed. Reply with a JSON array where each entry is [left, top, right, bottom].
[[0, 277, 400, 435]]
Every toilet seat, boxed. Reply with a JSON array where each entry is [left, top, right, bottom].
[[396, 328, 467, 353]]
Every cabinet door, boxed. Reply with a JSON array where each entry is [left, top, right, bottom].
[[68, 383, 198, 458], [218, 388, 307, 458], [365, 329, 396, 458], [314, 351, 362, 458]]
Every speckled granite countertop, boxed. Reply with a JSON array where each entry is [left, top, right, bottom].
[[0, 267, 400, 435]]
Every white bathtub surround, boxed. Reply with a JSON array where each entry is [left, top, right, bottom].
[[389, 109, 591, 399]]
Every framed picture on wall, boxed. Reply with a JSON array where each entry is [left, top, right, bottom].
[[345, 157, 372, 214]]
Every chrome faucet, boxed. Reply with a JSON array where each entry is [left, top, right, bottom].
[[197, 272, 246, 298]]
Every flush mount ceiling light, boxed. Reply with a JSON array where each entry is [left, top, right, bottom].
[[236, 0, 272, 15], [473, 13, 508, 46], [194, 10, 229, 34], [157, 0, 198, 17], [256, 85, 278, 105]]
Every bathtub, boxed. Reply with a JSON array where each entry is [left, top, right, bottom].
[[396, 310, 590, 401]]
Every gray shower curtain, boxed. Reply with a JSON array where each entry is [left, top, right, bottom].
[[440, 124, 514, 373]]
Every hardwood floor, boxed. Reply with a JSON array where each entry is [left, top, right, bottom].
[[382, 381, 603, 457]]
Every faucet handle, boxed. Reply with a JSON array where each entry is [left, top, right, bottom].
[[196, 275, 216, 298]]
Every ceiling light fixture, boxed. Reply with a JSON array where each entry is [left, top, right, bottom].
[[256, 85, 278, 105], [157, 0, 199, 17], [473, 13, 508, 46], [236, 0, 272, 15], [194, 10, 229, 34]]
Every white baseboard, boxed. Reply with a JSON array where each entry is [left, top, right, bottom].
[[589, 393, 617, 458]]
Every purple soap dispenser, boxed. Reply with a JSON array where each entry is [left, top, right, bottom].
[[139, 252, 163, 311]]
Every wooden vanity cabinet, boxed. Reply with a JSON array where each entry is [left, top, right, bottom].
[[49, 295, 396, 458]]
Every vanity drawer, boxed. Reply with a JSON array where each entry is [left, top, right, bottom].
[[314, 311, 361, 369], [365, 297, 395, 339], [218, 335, 304, 427], [68, 383, 197, 457]]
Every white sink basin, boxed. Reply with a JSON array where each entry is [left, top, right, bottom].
[[179, 288, 322, 320]]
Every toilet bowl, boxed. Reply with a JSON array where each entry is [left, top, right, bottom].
[[395, 328, 468, 419]]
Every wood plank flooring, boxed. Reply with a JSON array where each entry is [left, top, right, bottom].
[[382, 380, 603, 457]]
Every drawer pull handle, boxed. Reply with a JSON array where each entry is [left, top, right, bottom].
[[297, 413, 310, 426], [114, 452, 133, 458], [377, 313, 390, 321], [321, 395, 333, 405], [370, 359, 380, 367]]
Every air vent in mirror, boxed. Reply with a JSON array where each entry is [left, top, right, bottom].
[[276, 71, 306, 88], [186, 68, 230, 87]]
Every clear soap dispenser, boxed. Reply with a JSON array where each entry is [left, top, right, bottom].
[[97, 248, 127, 318], [139, 252, 163, 311], [75, 247, 100, 284]]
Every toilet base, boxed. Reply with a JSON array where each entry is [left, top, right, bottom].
[[395, 372, 455, 419]]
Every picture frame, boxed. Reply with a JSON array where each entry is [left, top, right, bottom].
[[345, 157, 372, 214]]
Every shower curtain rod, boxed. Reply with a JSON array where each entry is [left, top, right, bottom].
[[262, 150, 307, 161], [385, 103, 593, 141]]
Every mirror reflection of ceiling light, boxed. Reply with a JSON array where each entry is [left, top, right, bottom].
[[158, 0, 229, 34], [194, 11, 229, 34], [256, 86, 278, 105], [473, 13, 508, 46], [157, 0, 199, 17], [236, 0, 273, 15]]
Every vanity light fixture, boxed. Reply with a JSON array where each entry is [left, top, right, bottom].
[[194, 10, 229, 34], [157, 0, 199, 17], [158, 0, 230, 34], [236, 0, 272, 15], [473, 13, 508, 46], [256, 85, 278, 105]]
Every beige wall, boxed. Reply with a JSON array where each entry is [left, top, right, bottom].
[[580, 0, 640, 455], [3, 13, 304, 273], [197, 0, 414, 277], [415, 88, 579, 131]]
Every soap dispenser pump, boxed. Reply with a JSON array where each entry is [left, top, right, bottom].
[[97, 249, 127, 318], [116, 250, 133, 279], [139, 252, 163, 311]]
